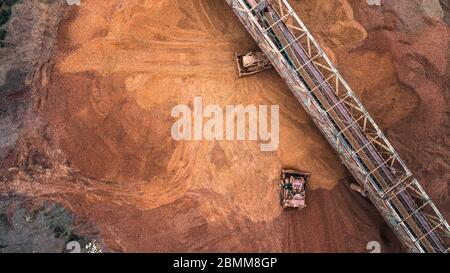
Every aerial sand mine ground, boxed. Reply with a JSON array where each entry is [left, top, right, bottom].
[[0, 0, 448, 252]]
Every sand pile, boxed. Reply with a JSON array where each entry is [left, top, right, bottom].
[[0, 0, 448, 252]]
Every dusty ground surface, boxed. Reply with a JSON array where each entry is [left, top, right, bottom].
[[0, 0, 448, 252]]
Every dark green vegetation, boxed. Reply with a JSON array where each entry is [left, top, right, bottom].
[[0, 196, 100, 253], [0, 0, 20, 47]]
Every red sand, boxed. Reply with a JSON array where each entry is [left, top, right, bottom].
[[1, 0, 448, 252]]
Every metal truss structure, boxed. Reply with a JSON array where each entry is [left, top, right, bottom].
[[225, 0, 450, 252]]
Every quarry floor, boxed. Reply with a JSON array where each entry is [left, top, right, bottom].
[[2, 0, 449, 252]]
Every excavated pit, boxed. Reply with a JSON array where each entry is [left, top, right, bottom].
[[0, 0, 448, 252]]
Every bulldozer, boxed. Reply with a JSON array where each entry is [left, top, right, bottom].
[[235, 50, 272, 77], [279, 169, 310, 209]]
